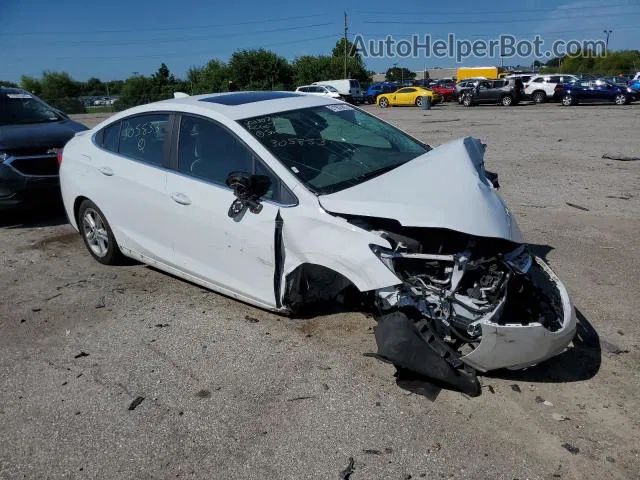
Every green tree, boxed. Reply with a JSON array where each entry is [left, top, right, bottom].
[[228, 49, 293, 90], [0, 80, 19, 88], [385, 67, 416, 82], [86, 77, 105, 96], [19, 75, 42, 95], [187, 59, 229, 94], [332, 38, 361, 60], [114, 64, 187, 111]]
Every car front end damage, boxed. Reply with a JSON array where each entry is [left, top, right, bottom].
[[311, 137, 576, 395]]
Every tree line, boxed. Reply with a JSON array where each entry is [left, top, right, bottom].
[[1, 39, 371, 113]]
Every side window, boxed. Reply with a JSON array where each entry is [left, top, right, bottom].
[[101, 122, 120, 153], [254, 160, 296, 204], [532, 77, 544, 83], [177, 116, 254, 185], [118, 114, 169, 166], [549, 76, 561, 83]]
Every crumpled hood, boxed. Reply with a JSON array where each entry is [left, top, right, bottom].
[[318, 137, 523, 242], [0, 120, 87, 151]]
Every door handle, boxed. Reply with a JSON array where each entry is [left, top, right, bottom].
[[98, 166, 113, 176], [170, 192, 191, 205]]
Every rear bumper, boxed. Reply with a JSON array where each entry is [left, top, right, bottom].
[[0, 156, 60, 210]]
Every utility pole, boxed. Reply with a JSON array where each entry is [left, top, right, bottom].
[[603, 29, 612, 52], [344, 12, 348, 79]]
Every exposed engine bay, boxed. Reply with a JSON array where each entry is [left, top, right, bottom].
[[343, 215, 574, 396]]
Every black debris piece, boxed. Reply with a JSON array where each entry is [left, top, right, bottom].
[[76, 373, 83, 378], [32, 307, 41, 312], [339, 457, 355, 480], [602, 154, 640, 162], [363, 449, 382, 455], [384, 447, 393, 454], [322, 383, 330, 391], [155, 323, 169, 328], [195, 389, 211, 398], [20, 319, 25, 323], [606, 195, 631, 200], [566, 202, 589, 212], [535, 396, 545, 403], [484, 385, 495, 394], [128, 396, 145, 411], [404, 475, 412, 480], [372, 311, 480, 396], [245, 315, 259, 323], [606, 456, 615, 463], [561, 443, 580, 455], [74, 351, 89, 359], [287, 395, 316, 402], [510, 384, 522, 393], [61, 381, 68, 386], [95, 296, 106, 309]]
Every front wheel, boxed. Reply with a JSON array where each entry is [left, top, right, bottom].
[[501, 95, 514, 106], [78, 199, 125, 265], [561, 94, 575, 106], [378, 97, 389, 108], [614, 94, 628, 105], [532, 91, 546, 104]]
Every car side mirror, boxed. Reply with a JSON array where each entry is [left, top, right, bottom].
[[225, 171, 272, 218]]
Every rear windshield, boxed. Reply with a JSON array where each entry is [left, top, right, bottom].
[[239, 105, 430, 195], [349, 80, 359, 88], [0, 91, 62, 126]]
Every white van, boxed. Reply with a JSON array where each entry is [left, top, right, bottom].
[[312, 79, 362, 103], [295, 85, 342, 99]]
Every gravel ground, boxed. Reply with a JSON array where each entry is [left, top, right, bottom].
[[1, 102, 639, 479]]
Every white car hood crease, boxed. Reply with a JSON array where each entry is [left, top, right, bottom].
[[318, 137, 523, 242]]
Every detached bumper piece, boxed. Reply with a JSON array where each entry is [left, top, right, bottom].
[[374, 311, 481, 396]]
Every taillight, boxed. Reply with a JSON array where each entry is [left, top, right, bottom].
[[56, 148, 63, 166]]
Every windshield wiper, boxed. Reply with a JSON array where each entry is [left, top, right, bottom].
[[355, 162, 404, 182]]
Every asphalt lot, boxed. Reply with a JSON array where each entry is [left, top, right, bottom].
[[1, 101, 639, 479]]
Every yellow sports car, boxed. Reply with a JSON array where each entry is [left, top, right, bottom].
[[377, 86, 442, 108]]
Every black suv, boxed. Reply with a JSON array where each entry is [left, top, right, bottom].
[[0, 87, 87, 209], [461, 78, 524, 107]]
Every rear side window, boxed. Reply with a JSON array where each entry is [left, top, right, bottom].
[[119, 114, 170, 166], [349, 80, 359, 88], [532, 77, 544, 83], [101, 122, 120, 152]]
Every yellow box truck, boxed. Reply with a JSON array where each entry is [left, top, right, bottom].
[[456, 66, 505, 81]]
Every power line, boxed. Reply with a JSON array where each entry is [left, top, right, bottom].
[[355, 2, 636, 17], [0, 13, 331, 36], [363, 11, 640, 25], [7, 23, 335, 48]]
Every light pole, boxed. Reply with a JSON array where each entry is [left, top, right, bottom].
[[603, 29, 613, 51], [393, 62, 398, 83]]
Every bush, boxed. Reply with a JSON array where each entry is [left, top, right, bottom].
[[49, 97, 86, 114]]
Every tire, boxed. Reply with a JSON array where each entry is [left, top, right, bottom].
[[78, 199, 125, 265], [532, 91, 546, 103], [415, 96, 423, 107], [378, 97, 389, 108], [501, 95, 513, 106], [462, 94, 473, 107], [614, 94, 628, 105], [561, 94, 575, 106]]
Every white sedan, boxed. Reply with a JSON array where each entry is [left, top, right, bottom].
[[60, 91, 576, 396], [295, 85, 341, 99]]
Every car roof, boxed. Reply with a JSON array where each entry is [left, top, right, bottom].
[[101, 91, 343, 124], [0, 86, 29, 95]]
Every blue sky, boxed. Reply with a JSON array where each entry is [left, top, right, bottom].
[[1, 0, 638, 82]]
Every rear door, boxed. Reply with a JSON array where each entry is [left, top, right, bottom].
[[91, 112, 175, 263], [164, 114, 296, 307]]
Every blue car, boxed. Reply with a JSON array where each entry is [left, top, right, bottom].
[[558, 79, 636, 106], [364, 82, 397, 104], [628, 79, 640, 98]]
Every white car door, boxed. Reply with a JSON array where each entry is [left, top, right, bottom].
[[91, 113, 175, 264], [165, 114, 296, 308]]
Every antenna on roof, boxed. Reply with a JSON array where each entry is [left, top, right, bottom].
[[173, 92, 189, 98]]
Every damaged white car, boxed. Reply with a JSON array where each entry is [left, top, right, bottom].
[[60, 91, 576, 395]]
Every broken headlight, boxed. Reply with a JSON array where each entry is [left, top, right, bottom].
[[369, 244, 396, 272], [504, 245, 532, 274]]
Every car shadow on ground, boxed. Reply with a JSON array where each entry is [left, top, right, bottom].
[[0, 204, 68, 229]]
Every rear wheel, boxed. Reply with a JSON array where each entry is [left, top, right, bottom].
[[415, 96, 423, 107], [501, 95, 513, 106], [614, 93, 628, 105], [561, 94, 575, 106], [378, 97, 389, 108], [78, 199, 124, 265], [462, 94, 473, 107], [532, 91, 546, 103]]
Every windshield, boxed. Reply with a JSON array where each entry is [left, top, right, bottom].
[[240, 104, 430, 195], [325, 85, 338, 92], [0, 91, 62, 126]]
